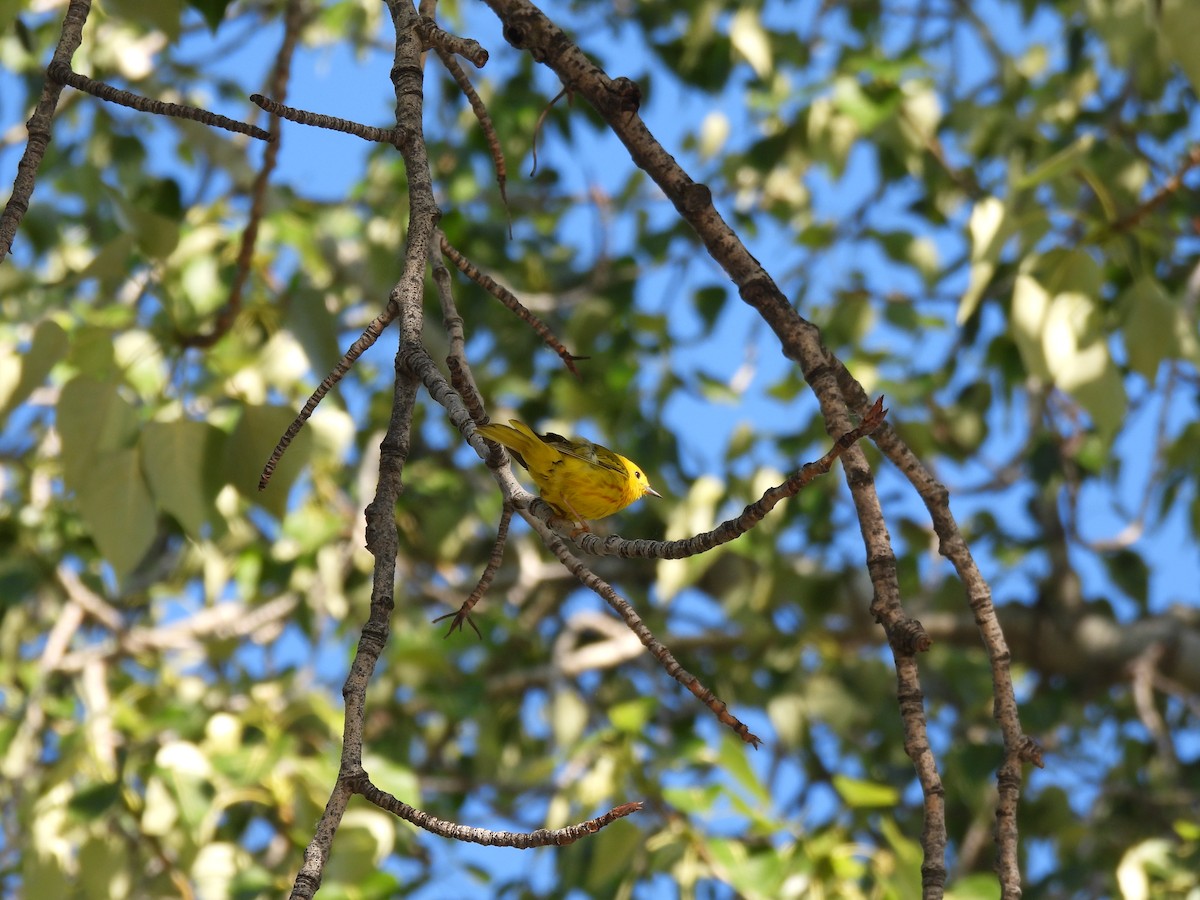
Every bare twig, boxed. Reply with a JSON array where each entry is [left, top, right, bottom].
[[571, 397, 889, 560], [530, 87, 569, 176], [249, 93, 407, 146], [47, 62, 272, 143], [528, 512, 762, 747], [1103, 144, 1200, 236], [433, 503, 513, 638], [439, 233, 587, 376], [178, 0, 304, 349], [434, 49, 510, 223], [478, 1, 975, 890], [260, 298, 399, 490], [0, 0, 92, 263], [361, 778, 641, 846], [289, 2, 440, 892]]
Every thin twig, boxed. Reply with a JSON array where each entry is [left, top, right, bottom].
[[433, 503, 513, 638], [571, 397, 889, 560], [530, 87, 569, 176], [249, 93, 407, 146], [290, 2, 440, 892], [178, 0, 304, 349], [430, 233, 489, 418], [439, 233, 586, 376], [434, 49, 510, 226], [528, 513, 762, 748], [479, 1, 970, 889], [1103, 144, 1200, 236], [361, 777, 641, 846], [47, 62, 271, 142], [260, 299, 399, 490]]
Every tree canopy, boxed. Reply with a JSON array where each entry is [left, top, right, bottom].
[[1, 0, 1198, 897]]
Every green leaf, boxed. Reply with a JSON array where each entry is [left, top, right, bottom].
[[0, 319, 68, 418], [1013, 134, 1095, 190], [223, 405, 314, 518], [1159, 0, 1200, 95], [719, 732, 771, 806], [946, 873, 1002, 900], [1104, 549, 1149, 610], [68, 781, 122, 819], [833, 774, 900, 808], [1010, 273, 1053, 382], [607, 697, 656, 734], [1042, 291, 1126, 440], [1122, 277, 1182, 380], [693, 286, 728, 334], [957, 196, 1007, 324], [76, 447, 157, 576], [79, 834, 130, 900], [141, 420, 225, 538], [730, 9, 772, 79], [57, 377, 140, 493], [103, 0, 185, 41]]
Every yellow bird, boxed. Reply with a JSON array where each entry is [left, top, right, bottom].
[[476, 419, 661, 527]]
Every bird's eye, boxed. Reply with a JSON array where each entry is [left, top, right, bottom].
[[635, 471, 643, 480]]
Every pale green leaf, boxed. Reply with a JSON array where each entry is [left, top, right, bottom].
[[325, 813, 401, 889], [957, 196, 1007, 323], [1117, 838, 1173, 900], [553, 688, 589, 746], [79, 835, 130, 900], [141, 420, 225, 538], [0, 319, 68, 418], [1122, 277, 1180, 380], [223, 405, 314, 518], [946, 873, 1002, 900], [1159, 0, 1200, 95], [1013, 134, 1095, 190], [832, 774, 900, 808], [607, 697, 656, 734], [719, 732, 771, 806], [730, 9, 772, 79], [969, 196, 1007, 262], [76, 447, 157, 576], [57, 377, 141, 493], [766, 693, 805, 747], [582, 817, 642, 895], [657, 474, 725, 600], [1010, 273, 1052, 381], [1042, 291, 1126, 440]]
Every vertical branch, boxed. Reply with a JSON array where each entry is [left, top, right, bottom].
[[0, 0, 93, 263], [289, 2, 439, 896], [178, 0, 306, 348]]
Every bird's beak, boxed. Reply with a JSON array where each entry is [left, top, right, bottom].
[[646, 487, 662, 499]]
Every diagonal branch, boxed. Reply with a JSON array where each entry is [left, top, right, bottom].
[[526, 512, 762, 748], [47, 62, 272, 142], [0, 0, 92, 263], [439, 233, 586, 376], [478, 0, 973, 891], [177, 0, 304, 349]]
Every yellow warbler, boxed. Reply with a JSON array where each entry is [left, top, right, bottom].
[[477, 419, 661, 527]]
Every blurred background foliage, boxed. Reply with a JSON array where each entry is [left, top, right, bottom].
[[1, 0, 1198, 896]]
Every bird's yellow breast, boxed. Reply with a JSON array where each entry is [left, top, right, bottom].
[[539, 455, 638, 520]]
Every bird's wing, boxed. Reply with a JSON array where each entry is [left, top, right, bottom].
[[540, 432, 626, 474]]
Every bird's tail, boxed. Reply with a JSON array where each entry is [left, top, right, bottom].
[[476, 420, 553, 471]]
